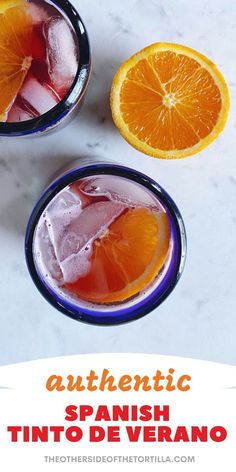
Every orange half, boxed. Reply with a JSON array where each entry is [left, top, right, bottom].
[[110, 43, 230, 159], [65, 207, 171, 304], [0, 2, 32, 120]]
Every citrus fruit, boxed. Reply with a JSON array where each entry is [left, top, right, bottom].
[[65, 207, 171, 303], [0, 0, 24, 14], [0, 2, 32, 121], [110, 43, 230, 159]]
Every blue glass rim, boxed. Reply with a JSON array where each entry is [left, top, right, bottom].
[[0, 0, 91, 137], [25, 163, 187, 325]]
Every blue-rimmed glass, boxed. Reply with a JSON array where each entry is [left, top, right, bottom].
[[0, 0, 91, 137], [25, 162, 187, 325]]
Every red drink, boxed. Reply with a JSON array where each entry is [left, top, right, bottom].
[[25, 162, 186, 324], [33, 174, 172, 305]]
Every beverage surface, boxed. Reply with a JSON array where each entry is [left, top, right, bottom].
[[0, 0, 79, 123], [33, 175, 172, 305]]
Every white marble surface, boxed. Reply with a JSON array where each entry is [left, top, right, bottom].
[[0, 0, 236, 365]]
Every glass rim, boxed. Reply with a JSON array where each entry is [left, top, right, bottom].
[[0, 0, 91, 137], [25, 163, 187, 325]]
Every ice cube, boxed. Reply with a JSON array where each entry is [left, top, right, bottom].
[[34, 220, 63, 282], [44, 18, 78, 95], [60, 245, 93, 284], [29, 3, 48, 25], [70, 181, 110, 208], [49, 188, 82, 218], [78, 176, 163, 211], [36, 185, 126, 284], [59, 201, 126, 283], [19, 76, 60, 116], [7, 104, 35, 123], [45, 188, 82, 264], [58, 200, 125, 261]]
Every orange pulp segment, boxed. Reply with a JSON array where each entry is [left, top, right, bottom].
[[110, 43, 230, 159], [65, 207, 171, 304], [0, 0, 24, 13], [0, 3, 32, 120]]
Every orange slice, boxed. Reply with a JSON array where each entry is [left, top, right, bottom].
[[0, 3, 32, 121], [66, 207, 171, 304], [0, 0, 24, 13], [110, 43, 230, 159]]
